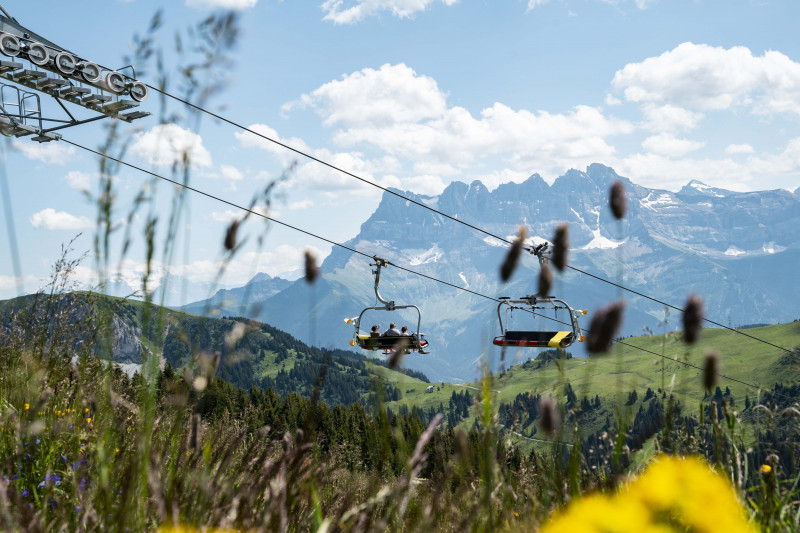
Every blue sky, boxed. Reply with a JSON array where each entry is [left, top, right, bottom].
[[1, 0, 799, 300]]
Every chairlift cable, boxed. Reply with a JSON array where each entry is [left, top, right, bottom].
[[63, 137, 789, 403], [142, 84, 796, 358]]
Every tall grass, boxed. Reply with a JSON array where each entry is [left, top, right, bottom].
[[1, 9, 799, 533]]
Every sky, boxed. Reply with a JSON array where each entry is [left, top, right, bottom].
[[1, 0, 799, 301]]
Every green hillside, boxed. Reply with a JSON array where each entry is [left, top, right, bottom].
[[379, 321, 800, 452], [0, 292, 429, 407]]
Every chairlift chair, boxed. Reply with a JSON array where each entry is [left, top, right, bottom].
[[345, 257, 429, 354], [493, 295, 586, 349]]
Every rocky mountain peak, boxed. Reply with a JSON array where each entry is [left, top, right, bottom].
[[678, 180, 731, 198]]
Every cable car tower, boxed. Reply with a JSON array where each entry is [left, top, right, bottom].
[[0, 5, 149, 143]]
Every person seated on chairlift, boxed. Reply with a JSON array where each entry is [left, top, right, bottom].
[[370, 325, 382, 338], [383, 322, 401, 337], [400, 326, 411, 336]]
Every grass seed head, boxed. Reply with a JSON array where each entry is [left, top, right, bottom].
[[538, 397, 560, 435], [609, 180, 627, 220], [586, 300, 625, 354], [224, 219, 239, 251], [537, 262, 553, 297], [304, 249, 320, 283], [552, 224, 569, 272], [702, 349, 720, 393], [500, 227, 526, 282], [682, 294, 704, 344]]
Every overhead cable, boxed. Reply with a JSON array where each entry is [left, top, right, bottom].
[[142, 83, 796, 357], [63, 137, 786, 403]]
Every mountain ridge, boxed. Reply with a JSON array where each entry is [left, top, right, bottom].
[[185, 164, 800, 381]]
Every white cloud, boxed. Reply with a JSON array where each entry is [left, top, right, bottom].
[[641, 133, 704, 157], [725, 144, 755, 155], [332, 101, 632, 176], [612, 42, 800, 116], [616, 136, 800, 192], [284, 63, 447, 127], [235, 123, 312, 162], [321, 0, 458, 24], [130, 124, 212, 168], [62, 171, 93, 192], [287, 199, 314, 210], [527, 0, 550, 9], [12, 140, 75, 165], [209, 205, 270, 223], [30, 208, 93, 230], [186, 0, 257, 9], [640, 104, 704, 133]]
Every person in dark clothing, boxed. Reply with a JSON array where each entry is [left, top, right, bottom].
[[370, 325, 382, 338]]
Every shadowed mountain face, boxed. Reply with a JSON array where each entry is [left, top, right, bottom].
[[186, 164, 800, 382]]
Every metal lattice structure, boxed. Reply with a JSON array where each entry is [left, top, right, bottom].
[[0, 5, 149, 142]]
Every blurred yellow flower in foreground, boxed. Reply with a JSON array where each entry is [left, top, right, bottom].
[[759, 464, 771, 474], [539, 455, 755, 533]]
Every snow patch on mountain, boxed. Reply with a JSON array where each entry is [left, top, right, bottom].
[[640, 192, 678, 210], [583, 228, 623, 250], [762, 242, 786, 254], [409, 245, 443, 265], [724, 246, 746, 256]]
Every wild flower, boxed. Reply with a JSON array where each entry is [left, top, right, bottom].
[[760, 464, 772, 474], [540, 455, 755, 532]]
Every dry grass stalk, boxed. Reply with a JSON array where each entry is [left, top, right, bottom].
[[609, 180, 627, 220], [500, 227, 526, 282], [682, 294, 704, 344], [552, 224, 568, 272], [586, 300, 625, 354], [703, 349, 720, 393], [304, 249, 320, 284]]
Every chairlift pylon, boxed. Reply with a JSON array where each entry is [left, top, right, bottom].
[[345, 257, 429, 355]]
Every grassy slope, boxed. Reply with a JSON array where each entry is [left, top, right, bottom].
[[386, 321, 800, 449]]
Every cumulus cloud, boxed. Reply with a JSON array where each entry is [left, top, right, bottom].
[[62, 171, 93, 192], [186, 0, 257, 9], [725, 144, 755, 155], [332, 100, 632, 175], [130, 124, 212, 168], [209, 205, 270, 222], [30, 208, 93, 230], [527, 0, 550, 8], [640, 104, 704, 133], [612, 42, 800, 116], [235, 123, 312, 162], [641, 133, 705, 157], [287, 199, 314, 210], [284, 63, 447, 127], [616, 136, 800, 192], [321, 0, 459, 24], [12, 140, 75, 165]]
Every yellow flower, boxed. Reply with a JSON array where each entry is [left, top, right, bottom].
[[539, 455, 755, 533], [760, 464, 772, 474], [86, 417, 92, 424], [24, 403, 29, 410], [84, 408, 89, 413], [66, 408, 71, 413]]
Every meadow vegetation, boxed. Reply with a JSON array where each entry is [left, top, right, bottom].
[[1, 10, 800, 532]]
